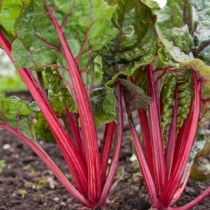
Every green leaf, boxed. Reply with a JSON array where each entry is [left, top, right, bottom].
[[155, 0, 210, 78], [119, 78, 153, 112], [160, 74, 176, 132], [156, 0, 194, 63], [0, 92, 37, 140], [191, 0, 210, 66], [141, 0, 161, 15], [153, 49, 193, 132], [100, 0, 158, 85], [156, 0, 210, 125], [91, 85, 116, 123], [176, 73, 193, 129], [45, 67, 77, 116], [28, 101, 40, 112], [34, 112, 55, 143], [12, 0, 118, 87], [0, 0, 31, 40]]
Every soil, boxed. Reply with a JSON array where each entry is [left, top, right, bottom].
[[0, 92, 210, 210]]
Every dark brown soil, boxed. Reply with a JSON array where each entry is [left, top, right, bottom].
[[0, 92, 210, 210]]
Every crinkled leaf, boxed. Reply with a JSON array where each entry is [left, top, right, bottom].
[[101, 0, 157, 85], [176, 73, 193, 129], [155, 0, 194, 63], [0, 0, 31, 41], [119, 78, 153, 112], [153, 49, 193, 132], [157, 43, 182, 68], [141, 0, 161, 15], [34, 112, 55, 143], [160, 74, 176, 133], [28, 101, 40, 112], [156, 0, 210, 75], [156, 0, 210, 125], [192, 0, 210, 65], [12, 0, 118, 87], [91, 86, 116, 123], [0, 92, 37, 140], [45, 67, 77, 116]]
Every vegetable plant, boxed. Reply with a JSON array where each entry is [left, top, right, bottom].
[[1, 0, 210, 209], [0, 0, 124, 208], [122, 0, 210, 209]]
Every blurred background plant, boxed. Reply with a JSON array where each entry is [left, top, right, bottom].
[[0, 49, 26, 91], [0, 159, 6, 174]]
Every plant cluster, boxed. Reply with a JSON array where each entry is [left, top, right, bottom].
[[1, 0, 210, 209]]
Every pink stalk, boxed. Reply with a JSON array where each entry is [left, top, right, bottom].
[[100, 121, 116, 188], [169, 169, 191, 206], [0, 32, 88, 196], [172, 107, 193, 169], [170, 185, 210, 210], [98, 83, 123, 205], [137, 108, 154, 180], [166, 86, 178, 179], [45, 2, 101, 202], [147, 63, 166, 195], [65, 109, 83, 155], [0, 124, 92, 208], [158, 74, 201, 208], [123, 86, 157, 206], [129, 123, 158, 206]]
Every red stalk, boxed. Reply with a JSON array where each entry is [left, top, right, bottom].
[[0, 32, 88, 196], [158, 74, 201, 208], [137, 108, 154, 180], [166, 86, 178, 179], [123, 85, 157, 206], [100, 121, 116, 188], [147, 63, 166, 195], [45, 2, 101, 202], [129, 122, 158, 206], [0, 124, 92, 207], [98, 83, 123, 205], [170, 185, 210, 210], [65, 109, 83, 155], [169, 169, 191, 206], [172, 106, 193, 169]]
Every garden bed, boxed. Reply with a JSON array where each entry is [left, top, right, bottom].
[[0, 92, 210, 210], [1, 128, 210, 210]]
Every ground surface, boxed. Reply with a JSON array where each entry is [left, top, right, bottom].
[[0, 92, 210, 210]]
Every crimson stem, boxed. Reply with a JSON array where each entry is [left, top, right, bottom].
[[100, 121, 116, 188], [98, 82, 123, 205], [124, 94, 157, 206], [158, 73, 201, 208], [147, 63, 166, 195], [44, 1, 101, 202], [165, 86, 178, 179], [0, 124, 92, 208], [0, 32, 88, 196]]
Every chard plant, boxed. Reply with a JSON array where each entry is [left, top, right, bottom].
[[1, 0, 210, 209]]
